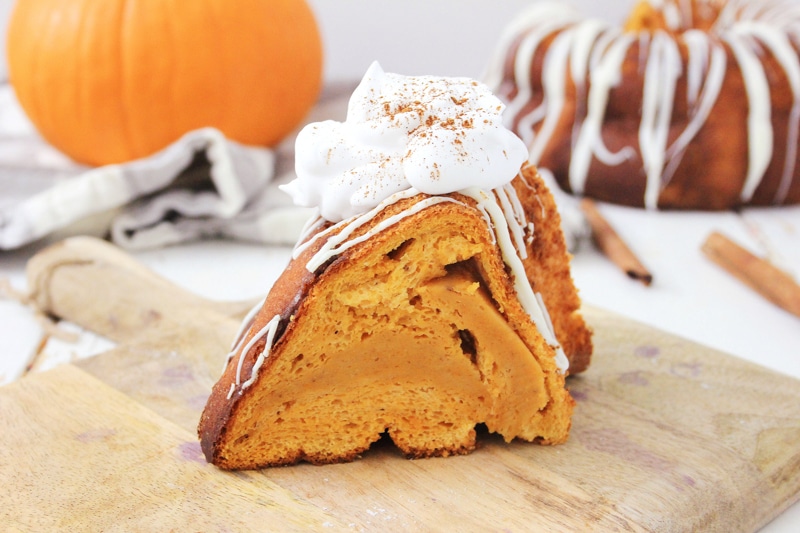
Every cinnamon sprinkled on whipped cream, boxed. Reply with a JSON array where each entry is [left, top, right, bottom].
[[281, 61, 528, 222]]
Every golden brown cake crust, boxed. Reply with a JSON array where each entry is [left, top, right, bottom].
[[197, 237, 326, 466], [198, 165, 590, 469], [515, 166, 593, 373]]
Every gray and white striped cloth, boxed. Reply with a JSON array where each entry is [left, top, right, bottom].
[[0, 84, 355, 251]]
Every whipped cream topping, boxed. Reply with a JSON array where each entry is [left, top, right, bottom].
[[281, 61, 528, 222]]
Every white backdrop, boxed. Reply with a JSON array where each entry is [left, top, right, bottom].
[[0, 0, 11, 81], [306, 0, 629, 81], [0, 0, 630, 84]]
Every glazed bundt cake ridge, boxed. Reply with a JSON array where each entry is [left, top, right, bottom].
[[488, 0, 800, 209]]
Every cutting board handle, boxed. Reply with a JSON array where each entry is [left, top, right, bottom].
[[26, 236, 253, 349]]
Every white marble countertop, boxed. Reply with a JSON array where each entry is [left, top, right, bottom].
[[0, 0, 799, 529]]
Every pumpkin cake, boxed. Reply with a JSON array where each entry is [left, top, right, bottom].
[[198, 62, 592, 469], [485, 0, 800, 209]]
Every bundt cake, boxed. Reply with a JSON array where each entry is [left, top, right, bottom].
[[198, 62, 592, 469], [486, 0, 800, 210]]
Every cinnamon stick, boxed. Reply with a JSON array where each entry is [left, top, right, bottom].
[[701, 231, 800, 319], [580, 198, 653, 286]]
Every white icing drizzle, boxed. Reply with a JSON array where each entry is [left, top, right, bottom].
[[527, 28, 574, 164], [235, 315, 281, 388], [228, 314, 282, 399], [640, 31, 682, 209], [229, 297, 266, 352], [722, 29, 773, 202], [461, 187, 570, 372], [535, 292, 558, 343], [505, 5, 582, 144], [293, 207, 325, 252], [224, 336, 246, 375], [663, 2, 683, 31], [223, 296, 267, 373], [491, 0, 800, 207], [292, 188, 422, 262], [683, 30, 710, 107], [296, 188, 469, 273], [573, 27, 623, 150], [304, 195, 465, 273], [733, 21, 800, 203], [571, 20, 610, 86], [503, 181, 529, 227], [496, 183, 530, 259], [662, 31, 726, 183], [569, 32, 638, 195], [241, 315, 282, 390]]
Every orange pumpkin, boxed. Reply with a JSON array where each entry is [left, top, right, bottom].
[[6, 0, 323, 166]]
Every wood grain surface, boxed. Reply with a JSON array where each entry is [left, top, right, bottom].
[[2, 237, 799, 532]]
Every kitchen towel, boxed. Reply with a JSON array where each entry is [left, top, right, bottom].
[[0, 84, 355, 251]]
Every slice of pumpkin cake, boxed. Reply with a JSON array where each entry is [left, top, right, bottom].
[[198, 62, 592, 469]]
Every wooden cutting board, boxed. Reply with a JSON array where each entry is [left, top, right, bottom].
[[2, 236, 799, 532]]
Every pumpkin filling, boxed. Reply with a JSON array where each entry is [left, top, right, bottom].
[[220, 264, 549, 464]]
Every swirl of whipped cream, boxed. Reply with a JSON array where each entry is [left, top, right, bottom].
[[281, 61, 529, 222]]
